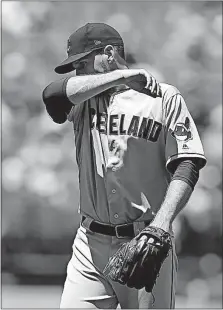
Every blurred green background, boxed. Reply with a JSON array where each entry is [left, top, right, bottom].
[[1, 1, 222, 308]]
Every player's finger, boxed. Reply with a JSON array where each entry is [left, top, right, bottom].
[[151, 82, 158, 96], [154, 83, 161, 97], [158, 85, 162, 97], [152, 78, 156, 93], [145, 73, 152, 89], [149, 76, 156, 94], [155, 83, 162, 98]]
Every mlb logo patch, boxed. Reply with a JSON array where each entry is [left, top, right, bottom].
[[67, 39, 71, 54], [182, 144, 189, 149], [94, 40, 102, 45]]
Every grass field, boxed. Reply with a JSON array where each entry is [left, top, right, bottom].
[[1, 284, 222, 309]]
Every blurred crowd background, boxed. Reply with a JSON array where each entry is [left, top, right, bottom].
[[1, 1, 222, 308]]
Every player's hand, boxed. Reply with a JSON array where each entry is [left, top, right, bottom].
[[139, 69, 162, 98], [105, 47, 158, 97], [121, 68, 162, 98]]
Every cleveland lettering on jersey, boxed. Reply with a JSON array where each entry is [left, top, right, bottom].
[[90, 108, 162, 142]]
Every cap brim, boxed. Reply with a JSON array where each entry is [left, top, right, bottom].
[[54, 50, 94, 74]]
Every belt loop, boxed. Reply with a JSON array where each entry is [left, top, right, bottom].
[[133, 221, 147, 236], [81, 216, 93, 230]]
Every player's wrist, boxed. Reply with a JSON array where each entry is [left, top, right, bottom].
[[119, 69, 141, 79], [119, 69, 147, 89], [150, 223, 171, 234], [150, 217, 172, 233]]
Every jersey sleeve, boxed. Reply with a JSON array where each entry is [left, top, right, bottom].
[[164, 91, 207, 174], [67, 101, 86, 133]]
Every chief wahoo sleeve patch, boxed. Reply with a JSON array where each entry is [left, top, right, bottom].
[[171, 116, 192, 142]]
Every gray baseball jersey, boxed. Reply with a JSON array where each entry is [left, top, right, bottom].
[[67, 83, 206, 224]]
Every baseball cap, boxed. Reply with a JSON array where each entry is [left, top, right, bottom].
[[55, 23, 124, 74]]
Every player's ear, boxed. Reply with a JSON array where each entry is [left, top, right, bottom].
[[104, 45, 115, 59], [104, 45, 128, 70]]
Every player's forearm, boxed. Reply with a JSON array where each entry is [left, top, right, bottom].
[[66, 70, 125, 104], [151, 179, 193, 232]]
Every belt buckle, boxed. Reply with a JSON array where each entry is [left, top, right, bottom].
[[115, 224, 126, 239]]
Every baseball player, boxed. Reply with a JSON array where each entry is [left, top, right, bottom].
[[42, 23, 206, 309]]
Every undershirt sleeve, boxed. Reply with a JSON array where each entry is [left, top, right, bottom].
[[171, 159, 200, 190], [42, 77, 73, 124]]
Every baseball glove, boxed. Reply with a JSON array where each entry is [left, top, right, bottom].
[[103, 226, 172, 293]]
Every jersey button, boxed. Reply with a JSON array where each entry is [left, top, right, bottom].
[[112, 167, 116, 172], [112, 189, 116, 194], [114, 213, 119, 219]]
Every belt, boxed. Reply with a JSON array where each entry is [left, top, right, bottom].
[[81, 216, 151, 238]]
